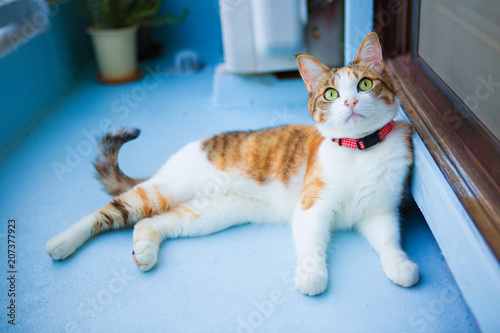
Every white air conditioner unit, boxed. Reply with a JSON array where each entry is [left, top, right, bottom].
[[219, 0, 344, 74]]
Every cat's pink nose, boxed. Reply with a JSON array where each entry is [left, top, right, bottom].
[[344, 98, 358, 110]]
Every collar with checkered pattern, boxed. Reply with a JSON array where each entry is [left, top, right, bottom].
[[331, 120, 395, 150]]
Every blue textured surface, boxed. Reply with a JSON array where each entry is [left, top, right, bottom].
[[0, 46, 477, 331]]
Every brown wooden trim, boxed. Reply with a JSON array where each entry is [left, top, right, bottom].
[[387, 57, 500, 260], [414, 59, 500, 184]]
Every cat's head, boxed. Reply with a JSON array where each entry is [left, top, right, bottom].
[[296, 32, 398, 139]]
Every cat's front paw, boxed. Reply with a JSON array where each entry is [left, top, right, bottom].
[[46, 231, 80, 260], [383, 258, 419, 287], [132, 241, 159, 271], [294, 264, 328, 296]]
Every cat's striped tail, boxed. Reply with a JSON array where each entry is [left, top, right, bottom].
[[94, 127, 148, 196]]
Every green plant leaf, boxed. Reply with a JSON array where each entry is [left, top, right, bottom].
[[141, 8, 189, 27], [77, 0, 93, 23], [77, 0, 188, 29]]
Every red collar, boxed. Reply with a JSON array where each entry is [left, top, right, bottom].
[[331, 120, 395, 150]]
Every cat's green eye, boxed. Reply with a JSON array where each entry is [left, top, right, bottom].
[[358, 78, 373, 91], [324, 88, 339, 101]]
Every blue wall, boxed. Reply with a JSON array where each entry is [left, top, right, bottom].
[[0, 1, 92, 159], [156, 0, 223, 50]]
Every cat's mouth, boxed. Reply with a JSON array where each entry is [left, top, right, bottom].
[[346, 111, 366, 122]]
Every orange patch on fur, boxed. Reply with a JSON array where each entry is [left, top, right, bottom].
[[153, 185, 170, 212], [300, 131, 326, 210], [135, 187, 153, 217], [169, 204, 200, 219], [202, 125, 328, 209], [202, 125, 321, 187], [393, 121, 415, 196], [395, 121, 415, 162]]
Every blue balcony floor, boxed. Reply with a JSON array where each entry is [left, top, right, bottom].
[[0, 48, 478, 332]]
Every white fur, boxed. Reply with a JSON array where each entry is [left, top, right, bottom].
[[145, 123, 417, 293], [46, 123, 418, 294], [47, 51, 418, 295]]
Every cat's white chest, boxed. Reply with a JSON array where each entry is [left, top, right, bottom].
[[317, 133, 411, 229]]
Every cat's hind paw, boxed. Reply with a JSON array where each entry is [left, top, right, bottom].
[[384, 258, 419, 287], [294, 265, 328, 296], [132, 241, 159, 272], [46, 232, 79, 260]]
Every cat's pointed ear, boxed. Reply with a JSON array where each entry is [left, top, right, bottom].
[[296, 54, 330, 93], [354, 32, 384, 71]]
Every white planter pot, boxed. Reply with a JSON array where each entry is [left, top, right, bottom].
[[87, 25, 141, 83]]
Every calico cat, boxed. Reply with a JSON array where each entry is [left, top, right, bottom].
[[46, 32, 418, 296]]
